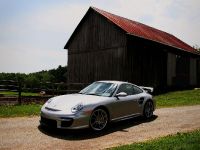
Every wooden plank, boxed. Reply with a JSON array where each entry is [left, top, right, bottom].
[[67, 10, 126, 85]]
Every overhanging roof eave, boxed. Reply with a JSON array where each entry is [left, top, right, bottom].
[[126, 33, 200, 56]]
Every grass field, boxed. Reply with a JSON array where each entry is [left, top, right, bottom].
[[111, 129, 200, 150], [0, 91, 40, 97], [0, 89, 199, 118], [0, 104, 42, 117], [0, 90, 199, 149], [155, 89, 200, 108]]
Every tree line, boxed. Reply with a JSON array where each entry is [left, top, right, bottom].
[[0, 65, 67, 91]]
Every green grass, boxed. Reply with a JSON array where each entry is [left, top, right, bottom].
[[111, 130, 200, 150], [0, 91, 40, 97], [0, 104, 42, 117], [0, 89, 199, 118], [155, 89, 200, 108]]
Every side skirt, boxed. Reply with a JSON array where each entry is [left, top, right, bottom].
[[111, 113, 141, 122]]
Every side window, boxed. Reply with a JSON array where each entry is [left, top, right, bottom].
[[117, 84, 134, 95], [133, 86, 143, 94]]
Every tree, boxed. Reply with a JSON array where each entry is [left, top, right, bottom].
[[193, 44, 200, 52], [24, 75, 40, 90], [0, 65, 68, 92]]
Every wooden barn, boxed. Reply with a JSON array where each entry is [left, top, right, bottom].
[[64, 7, 200, 91]]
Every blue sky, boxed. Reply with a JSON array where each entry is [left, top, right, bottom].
[[0, 0, 200, 73]]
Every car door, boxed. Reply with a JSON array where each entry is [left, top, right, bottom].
[[110, 84, 142, 119]]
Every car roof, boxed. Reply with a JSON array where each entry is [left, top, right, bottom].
[[97, 80, 129, 85], [95, 80, 146, 93]]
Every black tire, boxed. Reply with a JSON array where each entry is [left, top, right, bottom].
[[143, 100, 154, 119], [89, 108, 108, 131]]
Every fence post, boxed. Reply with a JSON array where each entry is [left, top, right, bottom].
[[52, 83, 55, 96], [18, 81, 22, 105]]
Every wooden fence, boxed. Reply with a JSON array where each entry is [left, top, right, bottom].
[[0, 80, 22, 104], [0, 80, 90, 105]]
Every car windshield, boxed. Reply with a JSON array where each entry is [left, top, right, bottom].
[[79, 82, 117, 97]]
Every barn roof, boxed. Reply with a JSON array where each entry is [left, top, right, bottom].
[[65, 7, 199, 55]]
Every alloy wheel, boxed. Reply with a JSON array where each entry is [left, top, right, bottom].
[[144, 101, 153, 118], [90, 109, 108, 131]]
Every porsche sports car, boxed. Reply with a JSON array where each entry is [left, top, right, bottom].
[[40, 81, 155, 131]]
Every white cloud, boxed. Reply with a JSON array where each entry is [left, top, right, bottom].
[[0, 0, 200, 73], [0, 44, 67, 73]]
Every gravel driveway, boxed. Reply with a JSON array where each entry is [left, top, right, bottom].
[[0, 105, 200, 150]]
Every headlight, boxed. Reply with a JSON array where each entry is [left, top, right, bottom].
[[71, 103, 84, 113]]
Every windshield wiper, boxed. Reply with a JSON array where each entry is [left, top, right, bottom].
[[86, 93, 100, 96]]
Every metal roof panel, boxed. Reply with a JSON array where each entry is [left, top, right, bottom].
[[92, 7, 199, 55]]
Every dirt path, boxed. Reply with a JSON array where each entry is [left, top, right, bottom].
[[0, 105, 200, 150]]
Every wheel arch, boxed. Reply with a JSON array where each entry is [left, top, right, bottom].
[[93, 105, 110, 121], [144, 99, 154, 109], [143, 99, 154, 119]]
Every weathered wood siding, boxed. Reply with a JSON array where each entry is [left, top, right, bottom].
[[66, 9, 200, 91], [167, 53, 176, 86], [67, 10, 126, 84], [175, 55, 190, 87], [190, 58, 197, 86], [126, 36, 167, 89], [167, 53, 198, 87], [197, 59, 200, 85]]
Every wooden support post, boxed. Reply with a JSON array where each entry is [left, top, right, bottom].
[[18, 82, 22, 105]]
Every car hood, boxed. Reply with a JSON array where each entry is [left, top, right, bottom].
[[45, 93, 108, 111]]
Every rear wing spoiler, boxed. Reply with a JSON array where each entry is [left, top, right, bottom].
[[139, 86, 154, 93]]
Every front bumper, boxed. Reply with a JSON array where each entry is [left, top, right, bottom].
[[40, 108, 91, 129]]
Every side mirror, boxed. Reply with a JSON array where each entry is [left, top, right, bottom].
[[115, 92, 128, 98]]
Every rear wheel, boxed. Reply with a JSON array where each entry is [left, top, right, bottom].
[[143, 101, 154, 119], [89, 108, 108, 131]]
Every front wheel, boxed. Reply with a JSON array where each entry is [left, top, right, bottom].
[[89, 108, 108, 131], [143, 101, 154, 119]]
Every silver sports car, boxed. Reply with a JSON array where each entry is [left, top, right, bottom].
[[40, 81, 155, 131]]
